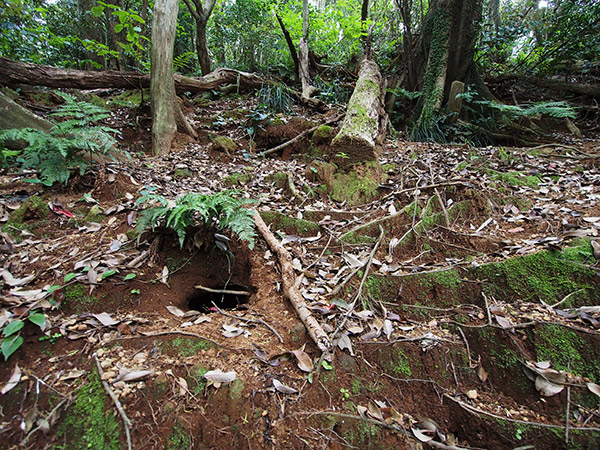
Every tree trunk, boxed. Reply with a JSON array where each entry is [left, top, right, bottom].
[[413, 0, 483, 134], [77, 0, 106, 69], [0, 57, 265, 94], [183, 0, 217, 76], [276, 13, 299, 81], [298, 0, 317, 99], [486, 73, 600, 97], [151, 0, 196, 156], [330, 59, 387, 167]]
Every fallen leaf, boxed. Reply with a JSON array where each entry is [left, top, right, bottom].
[[587, 382, 600, 398], [494, 314, 513, 329], [411, 428, 434, 443], [165, 306, 185, 317], [204, 369, 236, 388], [1, 364, 21, 394], [535, 376, 564, 396], [176, 377, 189, 396], [160, 266, 169, 285], [272, 378, 297, 394], [116, 369, 154, 382], [60, 369, 85, 381], [466, 389, 478, 399], [291, 345, 314, 372], [92, 313, 119, 327], [477, 365, 488, 383], [0, 270, 35, 287]]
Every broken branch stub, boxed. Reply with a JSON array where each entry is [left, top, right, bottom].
[[330, 58, 387, 168]]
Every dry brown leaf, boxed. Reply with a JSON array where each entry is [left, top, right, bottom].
[[291, 346, 314, 372], [272, 378, 297, 394], [165, 305, 185, 317], [535, 376, 564, 396], [1, 364, 21, 395]]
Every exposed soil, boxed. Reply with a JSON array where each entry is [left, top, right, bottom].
[[1, 92, 600, 450]]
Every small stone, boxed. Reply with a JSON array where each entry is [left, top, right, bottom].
[[466, 389, 478, 400], [101, 371, 116, 381], [133, 352, 147, 364], [97, 349, 105, 357], [113, 381, 126, 390], [100, 359, 113, 369]]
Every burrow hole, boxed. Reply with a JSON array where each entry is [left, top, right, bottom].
[[186, 284, 250, 312]]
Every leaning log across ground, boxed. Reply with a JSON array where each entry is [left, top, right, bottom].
[[0, 57, 263, 94], [329, 58, 387, 167], [253, 210, 331, 354]]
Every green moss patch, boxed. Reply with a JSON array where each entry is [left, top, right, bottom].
[[8, 195, 48, 225], [63, 283, 99, 314], [475, 241, 597, 305], [55, 370, 121, 450], [160, 336, 215, 357], [488, 170, 542, 188], [167, 422, 192, 450], [260, 211, 320, 236], [224, 172, 253, 187]]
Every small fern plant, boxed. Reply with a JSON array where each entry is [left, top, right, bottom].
[[0, 92, 118, 185], [136, 188, 257, 249]]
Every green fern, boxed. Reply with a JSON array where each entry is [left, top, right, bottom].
[[136, 188, 257, 249], [0, 93, 118, 186]]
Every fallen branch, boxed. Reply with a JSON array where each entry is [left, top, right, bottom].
[[261, 114, 343, 156], [94, 355, 132, 450], [253, 210, 331, 353], [195, 284, 251, 296], [444, 393, 600, 433]]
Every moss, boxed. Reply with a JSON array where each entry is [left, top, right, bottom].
[[351, 378, 363, 395], [84, 204, 104, 224], [339, 231, 377, 245], [475, 242, 597, 305], [174, 168, 193, 178], [380, 163, 397, 173], [211, 135, 238, 154], [187, 365, 208, 395], [260, 211, 320, 236], [488, 170, 541, 188], [228, 378, 245, 400], [107, 89, 148, 108], [365, 276, 396, 301], [389, 347, 412, 377], [8, 195, 48, 225], [265, 172, 287, 188], [343, 421, 381, 448], [63, 283, 99, 314], [161, 337, 214, 357], [224, 172, 252, 187], [312, 124, 334, 145], [329, 163, 382, 205], [166, 423, 192, 450], [533, 324, 600, 382], [55, 370, 121, 450]]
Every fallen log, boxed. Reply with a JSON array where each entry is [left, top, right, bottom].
[[486, 73, 600, 97], [330, 58, 387, 167], [253, 210, 332, 354], [0, 57, 263, 94]]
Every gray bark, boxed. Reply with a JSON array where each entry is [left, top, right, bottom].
[[182, 0, 217, 76]]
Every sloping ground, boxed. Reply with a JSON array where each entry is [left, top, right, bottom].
[[1, 93, 600, 449]]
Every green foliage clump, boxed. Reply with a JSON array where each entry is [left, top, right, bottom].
[[166, 423, 192, 450], [389, 348, 412, 377], [64, 284, 99, 313], [0, 93, 118, 186], [260, 211, 320, 235], [257, 84, 292, 113], [55, 370, 121, 450], [161, 337, 214, 357], [136, 188, 256, 249], [489, 170, 541, 188]]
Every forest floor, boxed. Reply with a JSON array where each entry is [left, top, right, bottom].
[[1, 90, 600, 450]]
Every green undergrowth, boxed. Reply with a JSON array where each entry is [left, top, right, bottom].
[[63, 283, 99, 313], [260, 210, 320, 236], [476, 239, 597, 305], [224, 171, 253, 187], [54, 370, 121, 450], [532, 324, 600, 382], [488, 170, 542, 188], [329, 165, 381, 205], [160, 336, 215, 357], [167, 422, 192, 450]]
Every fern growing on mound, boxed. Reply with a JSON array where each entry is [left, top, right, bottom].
[[0, 92, 118, 185], [136, 188, 256, 249]]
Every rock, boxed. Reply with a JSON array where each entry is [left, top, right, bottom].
[[211, 135, 238, 154]]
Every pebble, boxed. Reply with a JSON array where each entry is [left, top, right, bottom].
[[101, 370, 117, 381], [133, 352, 147, 364], [113, 381, 126, 389], [97, 349, 106, 357], [100, 359, 113, 369]]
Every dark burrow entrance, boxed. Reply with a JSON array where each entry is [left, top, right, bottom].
[[186, 284, 251, 312]]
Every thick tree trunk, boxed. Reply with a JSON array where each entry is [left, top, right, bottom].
[[0, 57, 264, 94], [276, 14, 299, 81], [330, 59, 387, 167], [151, 0, 196, 156]]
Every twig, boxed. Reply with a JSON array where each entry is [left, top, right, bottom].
[[94, 355, 132, 450], [444, 393, 600, 432], [21, 397, 71, 445], [383, 181, 471, 200], [541, 288, 585, 310], [195, 284, 251, 296], [481, 292, 493, 326], [566, 359, 571, 444], [261, 114, 343, 156], [330, 226, 385, 343], [456, 326, 475, 368], [211, 302, 284, 343]]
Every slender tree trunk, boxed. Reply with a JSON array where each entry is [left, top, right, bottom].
[[299, 0, 317, 99], [151, 0, 196, 156], [183, 0, 217, 76], [78, 0, 106, 69], [276, 13, 299, 81]]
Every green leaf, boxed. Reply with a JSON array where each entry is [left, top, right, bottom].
[[64, 273, 77, 282], [102, 270, 116, 279], [114, 23, 124, 33], [1, 335, 24, 360], [321, 361, 333, 371], [124, 273, 136, 281], [90, 6, 104, 16], [131, 289, 140, 294], [3, 320, 24, 337], [28, 312, 46, 330], [47, 285, 61, 294]]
